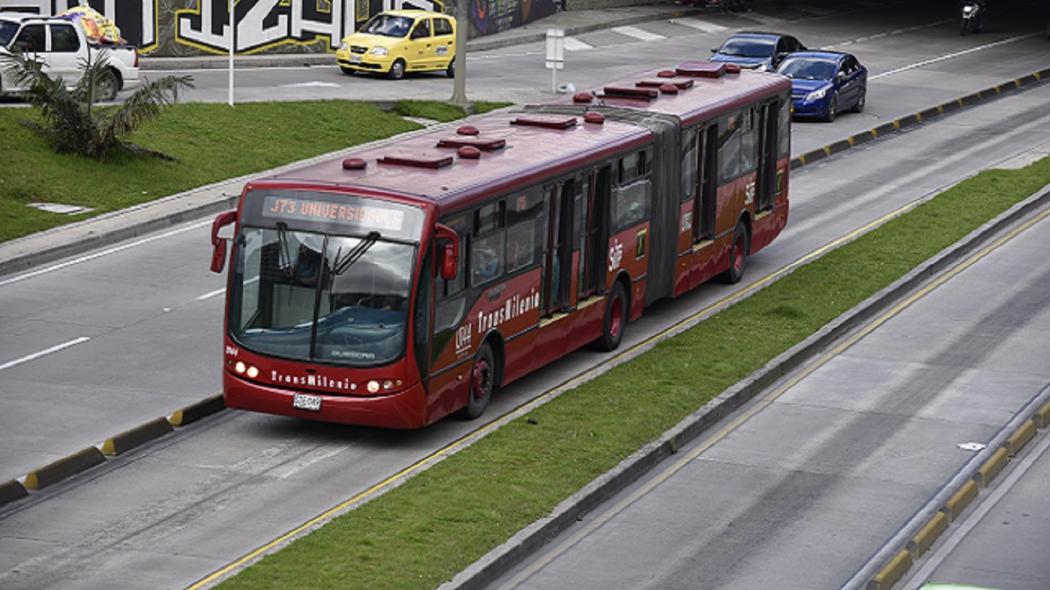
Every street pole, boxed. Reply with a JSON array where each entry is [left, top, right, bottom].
[[227, 0, 234, 106], [449, 0, 468, 107]]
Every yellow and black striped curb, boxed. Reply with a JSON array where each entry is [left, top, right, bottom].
[[864, 392, 1050, 590], [444, 186, 1050, 589], [0, 394, 226, 510], [790, 67, 1050, 171]]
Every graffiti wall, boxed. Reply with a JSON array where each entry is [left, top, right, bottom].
[[0, 0, 561, 56]]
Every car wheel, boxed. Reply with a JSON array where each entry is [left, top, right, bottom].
[[387, 59, 406, 80], [823, 95, 837, 123], [594, 281, 628, 352], [853, 89, 865, 113], [460, 342, 495, 419], [96, 69, 119, 102], [446, 57, 455, 78], [340, 66, 356, 76], [718, 221, 749, 284]]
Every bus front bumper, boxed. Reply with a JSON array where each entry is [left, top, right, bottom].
[[224, 372, 428, 429]]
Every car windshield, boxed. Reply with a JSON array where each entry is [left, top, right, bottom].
[[361, 14, 414, 38], [718, 38, 775, 58], [230, 228, 417, 367], [777, 57, 838, 80], [0, 20, 18, 46]]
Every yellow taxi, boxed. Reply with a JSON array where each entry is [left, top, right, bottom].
[[336, 10, 456, 80]]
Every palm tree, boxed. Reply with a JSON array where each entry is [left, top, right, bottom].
[[1, 49, 193, 160]]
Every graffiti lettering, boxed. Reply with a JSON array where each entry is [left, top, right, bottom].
[[0, 0, 157, 50], [176, 0, 441, 55]]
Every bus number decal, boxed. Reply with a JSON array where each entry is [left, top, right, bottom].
[[225, 344, 239, 357], [745, 180, 756, 205], [455, 324, 473, 356]]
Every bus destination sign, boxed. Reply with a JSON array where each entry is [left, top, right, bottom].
[[262, 196, 406, 232]]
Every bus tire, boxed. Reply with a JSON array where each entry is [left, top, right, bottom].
[[461, 343, 495, 419], [719, 221, 749, 284], [595, 280, 628, 352]]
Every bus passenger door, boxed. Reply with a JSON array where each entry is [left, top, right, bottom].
[[572, 165, 611, 351], [691, 125, 719, 290], [537, 180, 575, 365], [757, 102, 778, 211]]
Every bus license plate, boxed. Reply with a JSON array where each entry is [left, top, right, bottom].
[[293, 393, 322, 412]]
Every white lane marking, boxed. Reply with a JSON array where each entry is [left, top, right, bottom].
[[610, 26, 666, 42], [668, 18, 727, 34], [279, 81, 341, 88], [563, 37, 593, 52], [271, 446, 347, 479], [0, 337, 91, 372], [870, 33, 1040, 80], [0, 218, 213, 288], [822, 19, 951, 49], [197, 288, 227, 301], [738, 12, 785, 27]]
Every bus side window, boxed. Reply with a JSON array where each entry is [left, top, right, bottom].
[[778, 95, 791, 158], [718, 111, 742, 183], [613, 149, 652, 232], [739, 107, 758, 176], [505, 190, 545, 273], [470, 201, 506, 286], [681, 127, 699, 203]]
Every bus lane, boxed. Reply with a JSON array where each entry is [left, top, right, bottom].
[[1, 75, 1050, 590], [487, 160, 1050, 590]]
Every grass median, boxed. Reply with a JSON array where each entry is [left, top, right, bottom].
[[217, 155, 1050, 590], [0, 99, 508, 243]]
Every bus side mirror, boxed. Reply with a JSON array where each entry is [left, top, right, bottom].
[[210, 210, 237, 274], [434, 223, 460, 281]]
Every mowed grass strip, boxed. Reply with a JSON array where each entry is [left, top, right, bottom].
[[393, 99, 514, 122], [219, 157, 1050, 590], [0, 100, 507, 243]]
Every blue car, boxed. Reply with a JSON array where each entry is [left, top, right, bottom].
[[709, 32, 806, 72], [777, 51, 868, 122]]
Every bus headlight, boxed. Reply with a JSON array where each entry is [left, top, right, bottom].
[[367, 380, 380, 393], [246, 365, 259, 379], [235, 361, 246, 374]]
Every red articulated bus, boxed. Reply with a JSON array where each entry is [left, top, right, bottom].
[[209, 61, 792, 429]]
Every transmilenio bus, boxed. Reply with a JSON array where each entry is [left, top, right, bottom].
[[209, 61, 792, 429]]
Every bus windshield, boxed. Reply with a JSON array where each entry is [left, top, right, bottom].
[[229, 190, 425, 367], [231, 228, 416, 366]]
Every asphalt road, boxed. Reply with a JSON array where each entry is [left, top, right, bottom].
[[487, 164, 1050, 590], [1, 3, 1050, 588]]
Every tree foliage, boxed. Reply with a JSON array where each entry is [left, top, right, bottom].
[[1, 49, 193, 160]]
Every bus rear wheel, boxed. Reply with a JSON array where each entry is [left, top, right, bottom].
[[595, 281, 627, 352], [719, 222, 749, 284], [461, 343, 495, 419]]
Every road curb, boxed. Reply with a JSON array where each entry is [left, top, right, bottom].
[[170, 394, 226, 426], [101, 418, 175, 457], [790, 67, 1050, 171], [0, 393, 227, 510], [23, 447, 106, 491], [441, 183, 1050, 590]]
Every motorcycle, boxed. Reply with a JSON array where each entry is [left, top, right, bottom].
[[960, 1, 983, 36]]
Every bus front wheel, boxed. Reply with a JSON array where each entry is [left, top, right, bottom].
[[461, 343, 495, 419], [595, 281, 628, 352]]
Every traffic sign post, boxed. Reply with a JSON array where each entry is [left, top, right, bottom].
[[545, 28, 564, 93]]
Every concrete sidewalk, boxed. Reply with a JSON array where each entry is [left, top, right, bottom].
[[140, 3, 714, 71]]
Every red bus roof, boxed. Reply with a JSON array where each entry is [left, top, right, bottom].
[[264, 111, 650, 215], [566, 63, 791, 126]]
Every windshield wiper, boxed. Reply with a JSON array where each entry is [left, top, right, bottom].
[[332, 231, 381, 276], [275, 222, 293, 272]]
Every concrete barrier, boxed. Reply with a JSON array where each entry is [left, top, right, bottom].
[[101, 418, 175, 456], [23, 447, 106, 491]]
